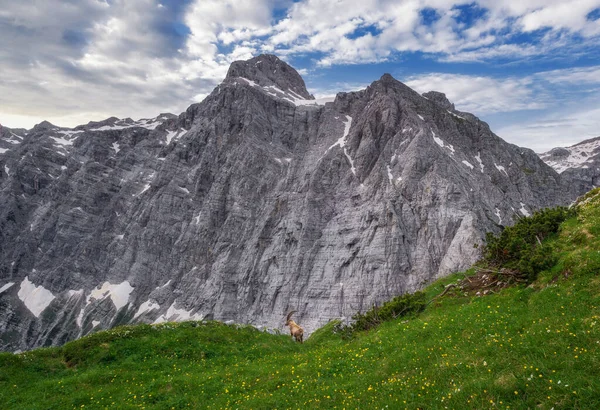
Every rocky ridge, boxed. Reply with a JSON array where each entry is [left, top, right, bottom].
[[539, 136, 600, 195], [0, 55, 576, 352]]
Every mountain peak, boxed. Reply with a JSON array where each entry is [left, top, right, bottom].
[[379, 73, 395, 82], [32, 120, 57, 131], [572, 135, 600, 148], [540, 136, 600, 176], [225, 54, 312, 99], [423, 91, 455, 111]]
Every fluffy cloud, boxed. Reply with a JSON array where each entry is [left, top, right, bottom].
[[405, 66, 600, 117], [405, 73, 545, 114], [0, 0, 286, 128], [0, 0, 216, 127], [263, 0, 600, 65], [184, 0, 274, 58], [0, 0, 599, 139], [497, 106, 600, 152], [403, 66, 600, 151]]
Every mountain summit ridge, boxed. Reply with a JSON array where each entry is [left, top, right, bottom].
[[539, 136, 600, 195], [225, 54, 313, 100]]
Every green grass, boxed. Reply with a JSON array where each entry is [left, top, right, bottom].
[[3, 189, 600, 409]]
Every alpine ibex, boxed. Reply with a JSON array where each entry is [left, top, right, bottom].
[[285, 311, 304, 343]]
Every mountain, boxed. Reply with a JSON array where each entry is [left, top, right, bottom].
[[0, 54, 575, 352], [539, 136, 600, 195]]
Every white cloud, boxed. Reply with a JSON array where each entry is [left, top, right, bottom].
[[184, 0, 273, 57], [497, 106, 600, 152], [0, 0, 599, 133], [0, 0, 246, 128], [405, 73, 545, 114], [518, 0, 599, 34], [262, 0, 600, 66], [404, 65, 600, 151], [406, 65, 600, 114], [535, 66, 600, 85]]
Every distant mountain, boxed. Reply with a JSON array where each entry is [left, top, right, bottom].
[[539, 136, 600, 194], [0, 54, 575, 352]]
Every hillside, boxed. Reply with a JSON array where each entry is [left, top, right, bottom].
[[2, 189, 600, 409]]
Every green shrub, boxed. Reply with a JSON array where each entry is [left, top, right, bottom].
[[515, 243, 556, 282], [335, 291, 426, 337], [483, 206, 574, 282]]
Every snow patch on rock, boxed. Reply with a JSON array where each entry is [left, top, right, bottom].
[[448, 110, 465, 120], [136, 184, 151, 196], [432, 130, 455, 154], [152, 302, 203, 324], [50, 136, 75, 146], [494, 163, 509, 177], [17, 277, 56, 317], [539, 137, 600, 173], [165, 128, 186, 144], [238, 77, 322, 107], [494, 208, 502, 224], [0, 282, 15, 294], [76, 281, 133, 327], [155, 280, 172, 291], [77, 280, 135, 326], [475, 152, 484, 173], [55, 130, 83, 138], [519, 202, 531, 217], [324, 116, 357, 176], [134, 300, 161, 319], [88, 281, 134, 311], [68, 289, 84, 297]]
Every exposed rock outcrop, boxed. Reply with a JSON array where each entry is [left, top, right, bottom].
[[539, 136, 600, 196]]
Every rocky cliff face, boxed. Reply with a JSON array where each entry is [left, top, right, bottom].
[[0, 55, 575, 351], [539, 136, 600, 195]]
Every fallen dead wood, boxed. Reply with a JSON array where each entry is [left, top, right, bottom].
[[428, 283, 458, 304], [430, 266, 529, 301]]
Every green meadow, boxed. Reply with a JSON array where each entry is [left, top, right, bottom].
[[2, 189, 600, 409]]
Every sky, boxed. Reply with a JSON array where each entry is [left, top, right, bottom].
[[0, 0, 599, 152]]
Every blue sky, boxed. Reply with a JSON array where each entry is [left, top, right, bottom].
[[0, 0, 599, 151]]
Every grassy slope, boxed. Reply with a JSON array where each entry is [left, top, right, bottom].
[[2, 190, 600, 409]]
